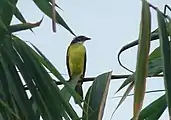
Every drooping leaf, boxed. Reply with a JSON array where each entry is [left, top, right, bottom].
[[9, 18, 43, 33], [33, 0, 75, 36], [0, 39, 37, 120], [3, 35, 52, 120], [12, 36, 79, 119], [27, 41, 84, 109]]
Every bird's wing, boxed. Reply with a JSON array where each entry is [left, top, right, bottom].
[[82, 50, 87, 77], [66, 46, 71, 79]]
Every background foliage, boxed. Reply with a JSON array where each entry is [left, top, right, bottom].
[[0, 0, 171, 120]]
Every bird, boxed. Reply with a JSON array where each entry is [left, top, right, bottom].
[[66, 35, 91, 103]]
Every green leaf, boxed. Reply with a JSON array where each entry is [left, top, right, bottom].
[[33, 0, 75, 36], [0, 0, 17, 35], [0, 60, 20, 120], [166, 16, 171, 36], [83, 71, 112, 120], [60, 75, 84, 118], [29, 97, 41, 120], [133, 1, 151, 119], [111, 82, 134, 119], [133, 95, 166, 120], [13, 38, 64, 120], [115, 74, 135, 93], [28, 41, 83, 110], [61, 75, 83, 105], [157, 9, 171, 119], [116, 47, 163, 94], [0, 40, 37, 120], [0, 17, 8, 31], [9, 18, 43, 33], [12, 36, 79, 120], [4, 0, 35, 32], [4, 0, 26, 23], [148, 45, 161, 61], [0, 100, 21, 120], [4, 36, 52, 120], [46, 0, 63, 10], [113, 89, 165, 98], [13, 7, 26, 23]]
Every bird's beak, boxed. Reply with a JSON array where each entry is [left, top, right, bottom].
[[86, 37, 91, 40]]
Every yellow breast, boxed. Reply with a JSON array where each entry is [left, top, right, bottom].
[[68, 43, 86, 76]]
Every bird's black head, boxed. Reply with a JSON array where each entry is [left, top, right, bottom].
[[71, 35, 91, 44]]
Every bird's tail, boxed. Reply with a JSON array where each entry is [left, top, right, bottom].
[[74, 84, 83, 104]]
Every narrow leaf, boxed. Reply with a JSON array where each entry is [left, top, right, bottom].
[[115, 74, 135, 93], [5, 0, 26, 23], [113, 89, 165, 98], [0, 17, 8, 31], [132, 95, 166, 120], [61, 75, 82, 105], [13, 36, 79, 119], [28, 41, 83, 109], [110, 82, 134, 119], [0, 100, 21, 120], [33, 0, 75, 36], [0, 47, 37, 120], [9, 18, 43, 33], [47, 0, 63, 10], [116, 53, 163, 94], [133, 1, 151, 119], [157, 9, 171, 119]]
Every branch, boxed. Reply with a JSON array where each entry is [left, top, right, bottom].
[[55, 74, 163, 85], [24, 74, 163, 90]]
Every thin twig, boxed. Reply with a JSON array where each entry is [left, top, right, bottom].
[[111, 89, 165, 99], [164, 5, 171, 15], [51, 0, 56, 32], [148, 2, 168, 18]]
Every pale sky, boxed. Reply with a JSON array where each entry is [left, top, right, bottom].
[[12, 0, 170, 119]]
